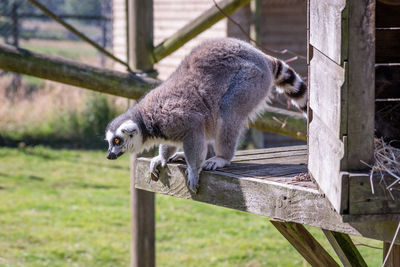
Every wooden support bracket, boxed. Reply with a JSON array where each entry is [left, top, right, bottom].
[[323, 230, 367, 267], [270, 220, 339, 267]]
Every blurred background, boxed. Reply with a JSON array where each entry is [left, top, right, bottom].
[[0, 0, 307, 149]]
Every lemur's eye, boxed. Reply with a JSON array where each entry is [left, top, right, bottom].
[[113, 137, 121, 145]]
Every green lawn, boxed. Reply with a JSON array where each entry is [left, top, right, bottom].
[[0, 146, 383, 266]]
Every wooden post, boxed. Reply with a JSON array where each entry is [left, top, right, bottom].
[[383, 242, 400, 267], [323, 230, 367, 267], [271, 220, 339, 267], [12, 3, 19, 47], [127, 1, 155, 267], [10, 2, 21, 96], [249, 0, 264, 148]]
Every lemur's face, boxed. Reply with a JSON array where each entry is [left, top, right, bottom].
[[105, 120, 143, 160]]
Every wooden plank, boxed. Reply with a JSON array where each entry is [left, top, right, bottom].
[[234, 145, 306, 157], [346, 0, 375, 169], [308, 114, 346, 213], [323, 230, 367, 267], [135, 149, 400, 242], [309, 0, 346, 64], [376, 1, 400, 28], [128, 1, 155, 267], [309, 48, 345, 136], [376, 29, 400, 63], [271, 221, 339, 267], [383, 242, 400, 267], [349, 174, 400, 216], [233, 149, 307, 162]]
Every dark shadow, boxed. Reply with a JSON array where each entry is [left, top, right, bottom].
[[76, 182, 116, 190], [28, 175, 44, 181], [0, 172, 11, 178]]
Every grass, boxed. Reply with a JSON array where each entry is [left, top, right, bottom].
[[0, 146, 383, 266]]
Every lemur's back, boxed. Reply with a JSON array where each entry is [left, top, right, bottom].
[[138, 38, 274, 139]]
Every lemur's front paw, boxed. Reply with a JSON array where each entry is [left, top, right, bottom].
[[168, 152, 186, 163], [149, 155, 167, 181], [203, 156, 229, 171], [186, 168, 199, 193]]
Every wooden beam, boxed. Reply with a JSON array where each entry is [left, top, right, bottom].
[[0, 44, 159, 99], [346, 0, 375, 169], [128, 1, 155, 267], [271, 221, 339, 267], [383, 242, 400, 267], [251, 106, 307, 141], [153, 0, 250, 63], [323, 230, 367, 267]]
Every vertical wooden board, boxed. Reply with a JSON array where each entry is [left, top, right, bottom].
[[349, 174, 400, 215], [308, 114, 345, 213], [383, 242, 400, 267], [309, 0, 346, 64], [309, 48, 345, 136], [346, 0, 375, 169]]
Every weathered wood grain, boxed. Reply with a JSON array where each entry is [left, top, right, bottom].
[[309, 48, 345, 136], [309, 0, 347, 64], [0, 44, 159, 99], [376, 29, 400, 63], [135, 146, 400, 243], [308, 114, 346, 214], [271, 221, 339, 267], [128, 1, 155, 266], [323, 230, 367, 267], [346, 0, 375, 169], [349, 174, 400, 215], [383, 242, 400, 267]]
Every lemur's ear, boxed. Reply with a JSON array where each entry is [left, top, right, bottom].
[[119, 120, 138, 136], [121, 127, 137, 135]]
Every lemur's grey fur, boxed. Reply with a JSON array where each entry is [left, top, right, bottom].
[[105, 38, 307, 192]]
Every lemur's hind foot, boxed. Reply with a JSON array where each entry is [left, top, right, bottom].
[[203, 156, 230, 171]]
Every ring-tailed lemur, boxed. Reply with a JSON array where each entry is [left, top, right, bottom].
[[105, 38, 307, 192]]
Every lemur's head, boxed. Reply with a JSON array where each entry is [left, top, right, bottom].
[[105, 111, 143, 160]]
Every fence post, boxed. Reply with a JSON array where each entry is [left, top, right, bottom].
[[10, 2, 21, 97], [127, 1, 155, 267], [249, 0, 264, 148]]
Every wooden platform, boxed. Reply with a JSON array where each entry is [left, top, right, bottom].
[[135, 145, 400, 243]]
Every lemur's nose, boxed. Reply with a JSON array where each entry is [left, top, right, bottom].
[[107, 152, 117, 160]]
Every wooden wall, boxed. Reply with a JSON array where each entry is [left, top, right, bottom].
[[113, 0, 307, 78]]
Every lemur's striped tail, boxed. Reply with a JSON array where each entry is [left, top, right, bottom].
[[272, 59, 308, 113]]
